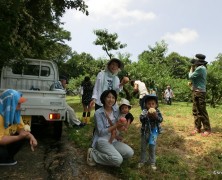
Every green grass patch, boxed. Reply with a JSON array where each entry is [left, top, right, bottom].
[[66, 96, 222, 179]]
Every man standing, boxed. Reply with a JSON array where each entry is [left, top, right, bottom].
[[130, 80, 149, 110], [164, 85, 174, 105], [189, 54, 211, 136]]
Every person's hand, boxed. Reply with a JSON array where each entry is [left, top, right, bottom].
[[18, 130, 30, 139], [190, 65, 195, 72], [116, 120, 125, 129], [148, 112, 157, 119], [116, 135, 123, 141], [89, 99, 95, 108], [121, 76, 129, 85], [147, 108, 157, 119], [29, 135, 38, 151]]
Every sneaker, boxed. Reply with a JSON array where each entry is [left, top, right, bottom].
[[201, 131, 211, 137], [0, 159, 17, 166], [151, 164, 157, 171], [138, 162, 145, 168], [190, 128, 201, 135], [87, 148, 96, 166]]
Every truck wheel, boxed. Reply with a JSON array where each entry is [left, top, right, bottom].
[[53, 121, 63, 140]]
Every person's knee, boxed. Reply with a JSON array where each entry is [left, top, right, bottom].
[[124, 148, 134, 158], [111, 154, 123, 167]]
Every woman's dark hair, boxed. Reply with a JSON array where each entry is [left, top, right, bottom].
[[84, 76, 90, 82], [100, 90, 117, 105]]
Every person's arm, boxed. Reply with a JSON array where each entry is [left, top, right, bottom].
[[125, 113, 134, 124], [90, 72, 102, 107], [95, 110, 124, 137], [0, 134, 25, 145], [189, 66, 201, 79], [156, 109, 163, 123], [133, 83, 138, 93], [119, 77, 129, 87]]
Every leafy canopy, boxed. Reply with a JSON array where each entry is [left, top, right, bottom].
[[93, 29, 127, 59]]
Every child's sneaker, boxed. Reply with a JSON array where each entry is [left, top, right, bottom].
[[87, 148, 96, 166], [138, 162, 145, 168], [151, 164, 157, 171]]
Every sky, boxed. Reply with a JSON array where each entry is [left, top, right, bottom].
[[61, 0, 222, 63]]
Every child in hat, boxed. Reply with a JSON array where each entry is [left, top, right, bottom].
[[108, 98, 134, 143], [138, 94, 163, 170]]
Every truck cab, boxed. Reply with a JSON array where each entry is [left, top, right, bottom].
[[0, 58, 68, 139]]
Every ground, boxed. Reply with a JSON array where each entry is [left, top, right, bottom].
[[0, 124, 118, 180]]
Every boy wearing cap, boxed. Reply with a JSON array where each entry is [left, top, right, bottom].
[[90, 58, 129, 110], [138, 94, 163, 170], [189, 54, 211, 136], [0, 89, 38, 166]]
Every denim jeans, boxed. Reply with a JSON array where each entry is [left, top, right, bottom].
[[92, 139, 134, 167], [140, 133, 156, 165]]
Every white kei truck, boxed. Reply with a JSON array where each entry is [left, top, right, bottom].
[[0, 58, 68, 139]]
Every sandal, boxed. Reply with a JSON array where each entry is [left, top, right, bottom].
[[190, 128, 201, 135], [201, 131, 211, 137]]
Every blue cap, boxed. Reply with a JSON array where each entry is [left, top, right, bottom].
[[143, 94, 158, 104]]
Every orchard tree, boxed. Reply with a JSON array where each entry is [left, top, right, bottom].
[[139, 40, 168, 65], [93, 29, 127, 59], [0, 0, 88, 70], [207, 54, 222, 107], [166, 52, 191, 79]]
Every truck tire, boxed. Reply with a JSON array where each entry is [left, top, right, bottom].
[[53, 121, 63, 140]]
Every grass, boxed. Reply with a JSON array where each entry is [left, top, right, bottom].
[[66, 96, 222, 180]]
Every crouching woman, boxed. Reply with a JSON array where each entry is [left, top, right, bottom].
[[87, 89, 134, 167], [0, 89, 37, 166]]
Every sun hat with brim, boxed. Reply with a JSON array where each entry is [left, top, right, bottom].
[[194, 54, 208, 65], [18, 96, 27, 103], [119, 98, 131, 110], [143, 94, 158, 104], [107, 58, 124, 70], [194, 60, 208, 65]]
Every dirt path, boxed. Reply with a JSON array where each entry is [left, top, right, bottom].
[[0, 124, 119, 180]]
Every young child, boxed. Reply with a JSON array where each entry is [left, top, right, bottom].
[[108, 98, 134, 143], [138, 94, 163, 170], [119, 98, 134, 128]]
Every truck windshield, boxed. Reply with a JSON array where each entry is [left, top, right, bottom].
[[12, 65, 50, 77]]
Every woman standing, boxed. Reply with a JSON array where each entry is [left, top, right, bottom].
[[81, 76, 94, 124], [87, 90, 134, 167], [90, 58, 129, 111]]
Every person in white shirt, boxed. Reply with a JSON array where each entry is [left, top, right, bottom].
[[130, 80, 149, 110], [164, 85, 174, 105], [90, 58, 129, 110]]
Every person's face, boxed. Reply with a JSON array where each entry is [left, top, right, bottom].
[[104, 93, 116, 108], [146, 99, 157, 109], [108, 61, 119, 74], [120, 105, 129, 114]]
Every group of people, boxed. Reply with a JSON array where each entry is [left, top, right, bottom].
[[85, 58, 163, 170], [0, 53, 211, 170]]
